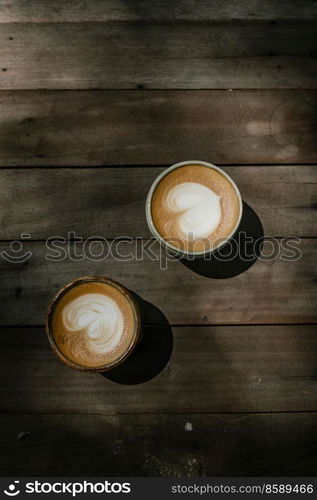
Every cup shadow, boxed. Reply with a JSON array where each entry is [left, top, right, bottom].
[[102, 293, 173, 385], [180, 202, 264, 279]]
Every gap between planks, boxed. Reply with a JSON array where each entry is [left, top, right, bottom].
[[1, 322, 317, 328], [1, 410, 317, 417], [1, 163, 317, 169], [0, 237, 315, 243]]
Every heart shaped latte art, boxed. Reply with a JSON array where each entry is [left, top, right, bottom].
[[166, 182, 222, 240], [62, 293, 124, 354]]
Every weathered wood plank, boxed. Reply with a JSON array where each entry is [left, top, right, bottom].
[[0, 166, 315, 239], [1, 1, 316, 23], [0, 90, 316, 165], [0, 22, 316, 89], [1, 412, 317, 476], [0, 325, 317, 414], [0, 239, 315, 326]]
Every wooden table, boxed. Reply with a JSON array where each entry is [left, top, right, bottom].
[[0, 1, 317, 476]]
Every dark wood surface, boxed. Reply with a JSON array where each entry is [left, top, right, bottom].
[[1, 413, 317, 477], [0, 21, 316, 89], [0, 166, 315, 238], [1, 325, 317, 414], [0, 91, 316, 165], [0, 0, 316, 477], [0, 240, 316, 326], [1, 1, 316, 22]]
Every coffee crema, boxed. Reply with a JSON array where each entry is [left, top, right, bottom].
[[150, 164, 241, 253], [50, 279, 139, 369]]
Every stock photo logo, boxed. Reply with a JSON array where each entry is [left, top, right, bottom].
[[2, 480, 131, 497], [1, 235, 32, 264], [3, 481, 20, 497], [0, 232, 302, 269]]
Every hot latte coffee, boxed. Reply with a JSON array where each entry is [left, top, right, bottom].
[[47, 277, 140, 371], [148, 162, 242, 254]]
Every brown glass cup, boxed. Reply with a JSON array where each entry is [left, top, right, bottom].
[[46, 275, 142, 373]]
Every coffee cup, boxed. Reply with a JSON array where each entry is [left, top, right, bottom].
[[46, 276, 142, 373], [146, 160, 243, 258]]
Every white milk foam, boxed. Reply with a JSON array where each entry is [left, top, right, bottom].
[[62, 293, 124, 354], [166, 182, 222, 239]]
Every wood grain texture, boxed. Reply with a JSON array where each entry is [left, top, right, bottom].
[[0, 166, 315, 239], [0, 325, 317, 414], [1, 1, 316, 23], [0, 90, 316, 165], [1, 325, 317, 414], [0, 22, 316, 89], [0, 0, 315, 480], [1, 413, 317, 476], [0, 237, 315, 325]]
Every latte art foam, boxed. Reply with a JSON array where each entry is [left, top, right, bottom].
[[50, 280, 138, 369], [150, 163, 241, 253], [166, 182, 222, 239], [62, 293, 124, 354]]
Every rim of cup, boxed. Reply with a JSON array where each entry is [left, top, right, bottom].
[[145, 160, 243, 257], [46, 275, 142, 373]]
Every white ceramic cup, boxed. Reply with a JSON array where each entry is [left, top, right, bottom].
[[145, 160, 243, 258]]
